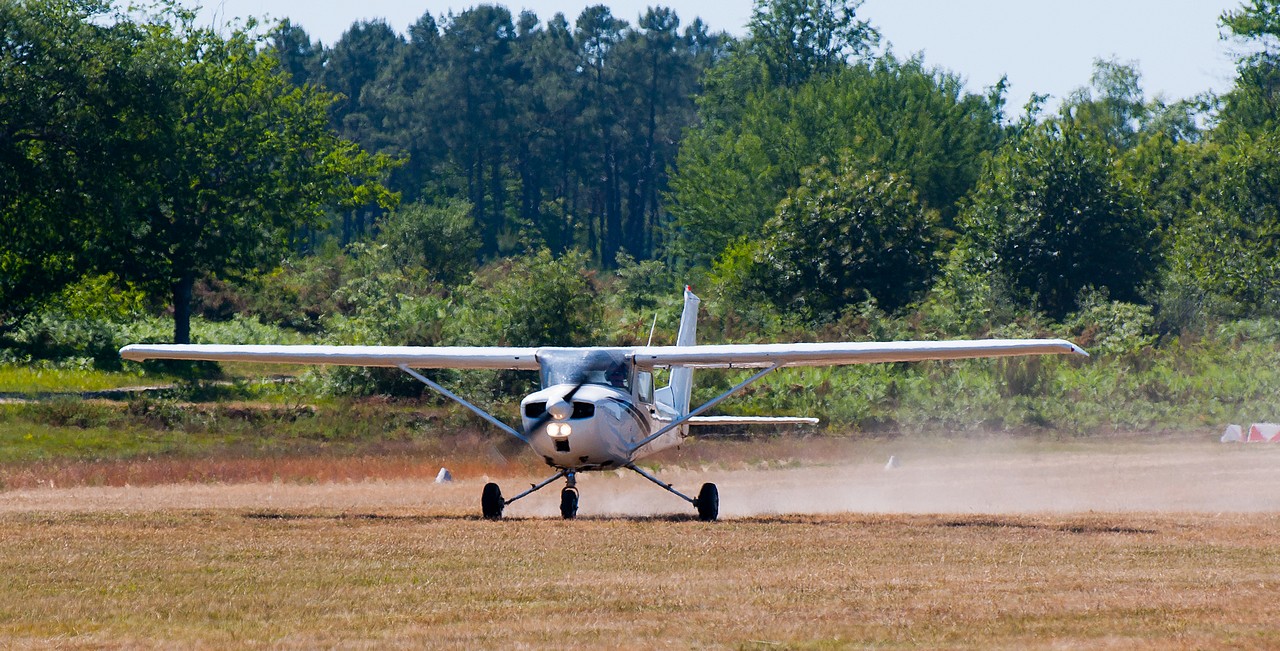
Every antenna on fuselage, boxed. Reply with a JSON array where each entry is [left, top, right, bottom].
[[646, 313, 659, 347]]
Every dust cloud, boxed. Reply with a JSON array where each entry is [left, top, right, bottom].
[[2, 438, 1278, 517]]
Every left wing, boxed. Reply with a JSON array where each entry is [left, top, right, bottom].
[[631, 339, 1086, 370], [118, 344, 541, 370]]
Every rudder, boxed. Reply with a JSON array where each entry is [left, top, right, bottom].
[[667, 286, 699, 416]]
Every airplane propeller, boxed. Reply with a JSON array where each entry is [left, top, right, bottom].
[[522, 380, 586, 438]]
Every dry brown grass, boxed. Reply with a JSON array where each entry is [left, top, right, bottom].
[[0, 509, 1277, 649], [2, 438, 1278, 648]]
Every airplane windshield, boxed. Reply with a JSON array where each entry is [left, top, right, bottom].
[[539, 349, 630, 391]]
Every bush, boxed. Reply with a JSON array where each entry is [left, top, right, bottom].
[[959, 120, 1158, 319], [454, 249, 601, 348], [1066, 288, 1157, 357], [241, 248, 350, 333], [753, 155, 938, 320], [372, 199, 479, 286]]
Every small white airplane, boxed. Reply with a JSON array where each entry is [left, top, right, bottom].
[[120, 287, 1087, 520]]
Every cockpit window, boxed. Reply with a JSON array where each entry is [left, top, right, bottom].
[[539, 349, 630, 391]]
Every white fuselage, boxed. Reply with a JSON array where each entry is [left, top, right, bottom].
[[520, 383, 683, 470]]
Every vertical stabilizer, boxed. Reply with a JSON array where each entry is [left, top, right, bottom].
[[668, 286, 700, 416]]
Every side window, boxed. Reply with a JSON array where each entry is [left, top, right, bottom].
[[606, 362, 630, 390], [636, 370, 654, 404]]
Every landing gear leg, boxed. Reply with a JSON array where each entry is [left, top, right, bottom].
[[625, 464, 719, 521], [559, 471, 579, 519]]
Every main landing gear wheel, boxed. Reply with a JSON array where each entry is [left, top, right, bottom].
[[560, 487, 579, 519], [482, 482, 505, 519], [695, 482, 719, 522]]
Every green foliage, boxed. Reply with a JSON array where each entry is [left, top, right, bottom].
[[240, 250, 350, 333], [0, 2, 398, 343], [695, 316, 1280, 434], [300, 4, 723, 265], [1061, 57, 1147, 150], [744, 0, 878, 88], [324, 271, 450, 350], [3, 306, 305, 372], [455, 250, 602, 348], [753, 156, 938, 318], [268, 19, 324, 86], [319, 286, 452, 398], [1064, 289, 1157, 357], [669, 54, 1002, 270], [11, 0, 1280, 427], [610, 253, 676, 313], [321, 19, 404, 148], [311, 248, 454, 396], [914, 244, 1010, 336], [1217, 0, 1280, 136], [958, 120, 1159, 318], [371, 200, 479, 285], [112, 10, 398, 343], [1, 273, 147, 368], [1167, 132, 1280, 315], [664, 130, 778, 269], [0, 0, 162, 327]]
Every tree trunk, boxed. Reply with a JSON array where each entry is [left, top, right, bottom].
[[172, 273, 195, 344]]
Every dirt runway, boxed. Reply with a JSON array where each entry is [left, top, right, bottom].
[[3, 437, 1277, 517]]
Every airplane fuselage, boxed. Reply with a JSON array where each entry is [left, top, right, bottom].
[[520, 382, 683, 471]]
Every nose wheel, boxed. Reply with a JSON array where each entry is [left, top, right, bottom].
[[560, 487, 579, 519]]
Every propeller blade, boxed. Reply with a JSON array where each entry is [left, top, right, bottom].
[[522, 381, 586, 439]]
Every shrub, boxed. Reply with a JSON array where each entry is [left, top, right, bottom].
[[1066, 288, 1156, 357]]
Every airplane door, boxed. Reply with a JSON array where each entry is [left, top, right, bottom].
[[636, 370, 654, 404]]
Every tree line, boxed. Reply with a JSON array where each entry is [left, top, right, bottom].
[[269, 4, 726, 263], [3, 0, 1280, 357]]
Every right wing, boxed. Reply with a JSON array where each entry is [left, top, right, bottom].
[[118, 344, 541, 370]]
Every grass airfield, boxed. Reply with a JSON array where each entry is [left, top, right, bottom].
[[1, 438, 1279, 648]]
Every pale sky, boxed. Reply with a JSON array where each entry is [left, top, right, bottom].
[[198, 0, 1246, 111]]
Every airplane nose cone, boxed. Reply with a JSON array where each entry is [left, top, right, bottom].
[[547, 399, 573, 421]]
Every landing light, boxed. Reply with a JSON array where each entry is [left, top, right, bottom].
[[547, 422, 572, 438]]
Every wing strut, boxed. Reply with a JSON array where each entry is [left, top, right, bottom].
[[397, 364, 528, 443], [627, 364, 780, 453]]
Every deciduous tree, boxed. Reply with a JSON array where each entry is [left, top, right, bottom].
[[958, 121, 1158, 318], [113, 10, 397, 343], [754, 155, 938, 318]]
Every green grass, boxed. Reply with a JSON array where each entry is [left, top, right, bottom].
[[0, 365, 167, 394], [0, 399, 525, 463], [0, 421, 222, 463]]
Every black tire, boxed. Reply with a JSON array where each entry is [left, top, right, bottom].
[[560, 487, 579, 519], [482, 482, 504, 519], [695, 482, 719, 521]]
